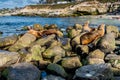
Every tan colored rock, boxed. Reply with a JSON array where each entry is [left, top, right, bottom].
[[88, 49, 105, 59], [88, 58, 105, 64], [61, 56, 82, 69]]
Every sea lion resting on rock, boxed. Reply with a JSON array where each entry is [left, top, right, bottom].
[[27, 28, 63, 38], [82, 21, 96, 32], [80, 24, 105, 45]]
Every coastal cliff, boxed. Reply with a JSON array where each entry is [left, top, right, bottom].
[[12, 1, 109, 17]]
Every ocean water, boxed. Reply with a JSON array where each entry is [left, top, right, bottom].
[[0, 16, 120, 37]]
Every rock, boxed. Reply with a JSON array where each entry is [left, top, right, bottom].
[[74, 63, 114, 80], [67, 29, 80, 38], [48, 24, 58, 29], [41, 75, 65, 80], [60, 38, 71, 51], [75, 45, 89, 55], [97, 33, 116, 53], [106, 25, 119, 38], [27, 45, 44, 61], [111, 67, 120, 76], [70, 35, 81, 51], [7, 62, 41, 80], [9, 33, 36, 52], [33, 24, 43, 31], [0, 50, 20, 67], [21, 26, 29, 31], [88, 58, 105, 64], [47, 63, 68, 78], [30, 34, 55, 47], [88, 49, 105, 59], [0, 35, 18, 48], [61, 56, 82, 69], [44, 24, 49, 29], [105, 54, 120, 69], [73, 24, 82, 30], [43, 46, 65, 63], [66, 26, 73, 33], [0, 31, 3, 34]]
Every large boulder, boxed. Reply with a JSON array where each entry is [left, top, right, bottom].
[[73, 24, 82, 30], [61, 56, 82, 69], [0, 35, 18, 48], [0, 50, 20, 67], [105, 54, 120, 69], [67, 29, 80, 38], [9, 33, 36, 52], [7, 62, 41, 80], [41, 75, 65, 80], [97, 33, 116, 53], [106, 25, 119, 38], [30, 34, 55, 47], [88, 49, 105, 59], [73, 63, 114, 80], [43, 46, 65, 63], [47, 63, 68, 78]]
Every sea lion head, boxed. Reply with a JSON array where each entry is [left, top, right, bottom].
[[98, 24, 105, 30], [98, 24, 105, 37]]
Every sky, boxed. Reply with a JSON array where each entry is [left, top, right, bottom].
[[0, 0, 39, 9]]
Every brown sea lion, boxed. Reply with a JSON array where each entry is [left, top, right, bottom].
[[82, 21, 96, 32], [27, 28, 63, 38], [80, 24, 105, 45]]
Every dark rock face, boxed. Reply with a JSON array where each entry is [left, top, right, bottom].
[[7, 63, 41, 80], [97, 33, 116, 53], [47, 63, 68, 78], [74, 63, 114, 80]]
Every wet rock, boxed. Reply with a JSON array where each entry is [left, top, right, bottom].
[[48, 24, 58, 29], [88, 58, 105, 64], [9, 33, 36, 52], [88, 49, 105, 59], [74, 63, 114, 80], [67, 29, 80, 38], [7, 62, 41, 80], [0, 35, 18, 48], [33, 24, 43, 31], [0, 31, 3, 34], [41, 75, 65, 80], [0, 50, 20, 67], [61, 56, 82, 69], [43, 46, 65, 63], [47, 63, 68, 78], [73, 24, 82, 30], [106, 25, 119, 38], [97, 33, 116, 53]]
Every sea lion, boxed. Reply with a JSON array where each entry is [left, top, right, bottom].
[[82, 21, 96, 32], [80, 24, 105, 45], [27, 28, 63, 38]]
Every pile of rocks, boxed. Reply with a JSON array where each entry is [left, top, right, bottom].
[[0, 23, 120, 80]]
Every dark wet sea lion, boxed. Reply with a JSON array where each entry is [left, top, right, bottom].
[[80, 24, 105, 45]]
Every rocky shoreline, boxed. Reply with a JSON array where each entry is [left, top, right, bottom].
[[0, 22, 120, 80]]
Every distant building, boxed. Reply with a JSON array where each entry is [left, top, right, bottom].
[[57, 1, 69, 4]]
